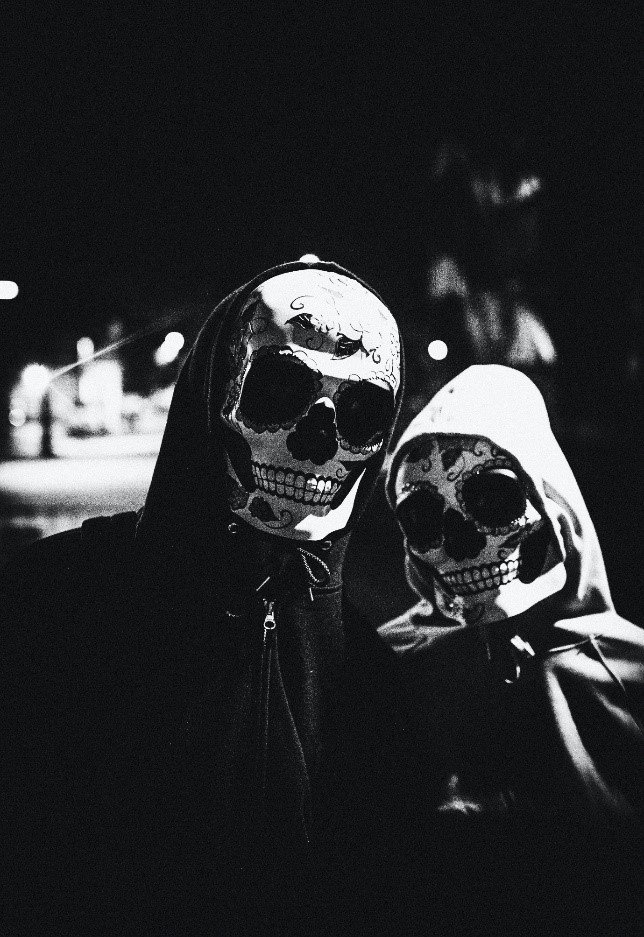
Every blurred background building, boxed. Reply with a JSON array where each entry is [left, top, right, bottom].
[[1, 6, 640, 621]]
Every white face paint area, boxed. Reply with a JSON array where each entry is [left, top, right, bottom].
[[220, 268, 400, 540]]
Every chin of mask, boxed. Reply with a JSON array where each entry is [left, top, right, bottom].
[[394, 434, 565, 625], [220, 268, 400, 540]]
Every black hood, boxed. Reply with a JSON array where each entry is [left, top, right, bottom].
[[135, 258, 404, 582]]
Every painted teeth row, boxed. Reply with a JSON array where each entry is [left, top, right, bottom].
[[443, 559, 522, 595], [443, 559, 521, 581], [251, 464, 339, 504]]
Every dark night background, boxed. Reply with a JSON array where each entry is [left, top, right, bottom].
[[1, 4, 641, 617]]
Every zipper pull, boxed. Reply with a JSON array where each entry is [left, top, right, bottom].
[[263, 599, 277, 632]]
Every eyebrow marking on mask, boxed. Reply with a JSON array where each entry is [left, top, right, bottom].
[[287, 311, 368, 361], [287, 311, 334, 353], [287, 312, 331, 334], [333, 334, 367, 359]]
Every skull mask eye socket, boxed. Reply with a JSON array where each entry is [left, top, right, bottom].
[[396, 487, 445, 552], [238, 347, 320, 430], [335, 381, 395, 447], [460, 467, 526, 529]]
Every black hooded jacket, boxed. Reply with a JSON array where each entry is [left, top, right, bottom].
[[0, 261, 407, 925]]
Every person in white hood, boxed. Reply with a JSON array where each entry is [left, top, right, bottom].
[[380, 364, 643, 826]]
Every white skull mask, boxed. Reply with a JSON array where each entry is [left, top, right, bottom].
[[394, 435, 558, 625], [220, 269, 400, 540]]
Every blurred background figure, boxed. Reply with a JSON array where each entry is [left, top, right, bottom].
[[364, 121, 639, 627], [403, 136, 559, 429], [37, 386, 55, 459], [75, 322, 124, 437]]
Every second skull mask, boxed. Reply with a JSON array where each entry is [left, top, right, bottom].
[[394, 434, 555, 624], [220, 269, 401, 539]]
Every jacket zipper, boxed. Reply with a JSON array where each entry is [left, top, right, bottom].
[[256, 600, 277, 803]]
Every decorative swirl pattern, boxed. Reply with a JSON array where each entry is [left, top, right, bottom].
[[249, 496, 293, 529], [404, 439, 434, 473], [265, 509, 294, 530], [290, 295, 313, 311]]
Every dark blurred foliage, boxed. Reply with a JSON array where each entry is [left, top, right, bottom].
[[1, 6, 640, 414]]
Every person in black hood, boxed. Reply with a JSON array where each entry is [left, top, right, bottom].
[[0, 260, 405, 930]]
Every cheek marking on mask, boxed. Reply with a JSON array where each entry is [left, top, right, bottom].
[[248, 496, 293, 529]]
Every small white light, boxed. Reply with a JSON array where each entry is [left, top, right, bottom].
[[77, 337, 95, 361], [154, 331, 185, 366], [166, 331, 185, 349], [428, 340, 448, 360], [0, 281, 19, 299], [298, 254, 321, 263], [9, 407, 27, 427], [515, 176, 541, 201], [21, 363, 51, 396]]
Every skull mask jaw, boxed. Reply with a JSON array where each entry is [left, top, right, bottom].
[[395, 435, 564, 625], [220, 269, 400, 540]]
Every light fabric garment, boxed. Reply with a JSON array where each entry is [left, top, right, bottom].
[[380, 365, 644, 821]]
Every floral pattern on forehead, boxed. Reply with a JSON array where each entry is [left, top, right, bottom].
[[228, 269, 400, 394]]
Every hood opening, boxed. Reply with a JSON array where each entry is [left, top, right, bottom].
[[386, 365, 612, 626], [136, 259, 404, 581]]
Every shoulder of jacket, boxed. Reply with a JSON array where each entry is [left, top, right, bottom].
[[79, 511, 138, 576], [1, 526, 83, 585], [1, 511, 138, 593]]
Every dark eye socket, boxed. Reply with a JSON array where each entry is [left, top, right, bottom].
[[396, 488, 445, 552], [460, 468, 526, 528], [335, 381, 394, 446], [238, 350, 318, 426]]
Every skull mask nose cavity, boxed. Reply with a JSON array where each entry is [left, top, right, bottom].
[[286, 397, 339, 464], [305, 398, 338, 434], [442, 507, 487, 561], [310, 397, 336, 416]]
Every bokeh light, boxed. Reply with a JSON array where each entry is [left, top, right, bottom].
[[428, 340, 448, 360], [0, 280, 19, 299], [154, 331, 185, 366], [77, 337, 95, 361], [21, 363, 51, 396]]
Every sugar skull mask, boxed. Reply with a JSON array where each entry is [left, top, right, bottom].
[[394, 435, 558, 624], [220, 269, 400, 540]]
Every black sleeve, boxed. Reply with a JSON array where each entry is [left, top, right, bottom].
[[1, 528, 86, 683]]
